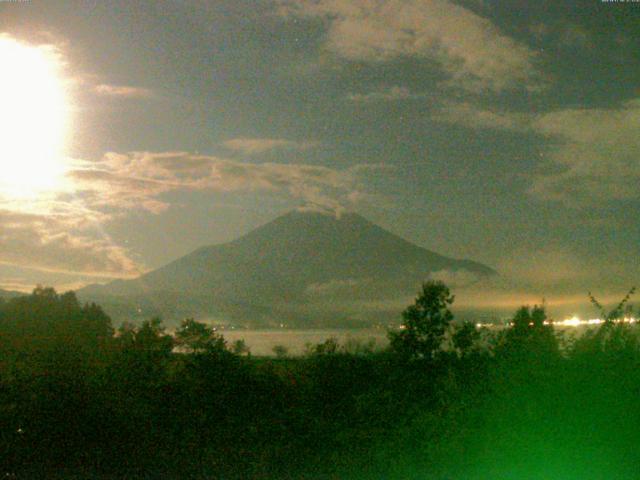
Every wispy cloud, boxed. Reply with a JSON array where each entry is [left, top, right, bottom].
[[529, 22, 593, 49], [277, 0, 541, 93], [70, 151, 383, 214], [432, 100, 530, 132], [1, 145, 385, 280], [348, 85, 429, 103], [529, 98, 640, 205], [0, 209, 140, 277], [222, 137, 319, 155], [433, 97, 640, 206], [94, 83, 153, 99]]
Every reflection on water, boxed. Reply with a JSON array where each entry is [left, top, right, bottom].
[[219, 329, 388, 356]]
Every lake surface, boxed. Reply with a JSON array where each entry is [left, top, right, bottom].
[[218, 328, 389, 356], [216, 323, 607, 356]]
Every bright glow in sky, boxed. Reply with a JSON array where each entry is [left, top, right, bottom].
[[0, 1, 639, 307], [0, 35, 70, 199]]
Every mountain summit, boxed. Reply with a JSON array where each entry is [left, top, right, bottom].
[[79, 210, 496, 326]]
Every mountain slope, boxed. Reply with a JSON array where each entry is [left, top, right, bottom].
[[0, 288, 24, 300], [79, 210, 496, 325]]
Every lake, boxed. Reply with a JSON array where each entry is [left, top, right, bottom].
[[215, 322, 609, 356], [218, 328, 389, 356]]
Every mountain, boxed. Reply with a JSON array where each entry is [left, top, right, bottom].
[[0, 288, 24, 300], [78, 210, 496, 326]]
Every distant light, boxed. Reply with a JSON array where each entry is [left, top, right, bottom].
[[459, 315, 636, 330], [561, 316, 582, 327]]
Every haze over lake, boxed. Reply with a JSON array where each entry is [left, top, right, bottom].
[[218, 328, 388, 356]]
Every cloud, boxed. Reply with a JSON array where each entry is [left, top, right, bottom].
[[433, 97, 640, 205], [277, 0, 541, 93], [0, 33, 369, 283], [222, 138, 319, 155], [347, 85, 429, 102], [0, 35, 143, 280], [69, 151, 381, 214], [0, 209, 140, 277], [1, 147, 382, 280], [495, 247, 592, 287], [529, 22, 593, 49], [528, 99, 640, 205], [432, 100, 530, 131], [0, 279, 30, 293], [94, 83, 153, 98], [0, 277, 88, 294]]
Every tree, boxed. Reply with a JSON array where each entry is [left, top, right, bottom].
[[231, 339, 250, 356], [389, 281, 454, 360], [452, 321, 480, 357], [131, 317, 174, 355], [589, 287, 635, 324], [574, 288, 637, 356], [0, 286, 114, 364], [272, 344, 289, 358], [306, 337, 339, 356], [175, 318, 226, 354], [496, 305, 558, 359], [114, 317, 174, 369]]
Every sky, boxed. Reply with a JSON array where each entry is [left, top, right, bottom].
[[1, 0, 639, 315]]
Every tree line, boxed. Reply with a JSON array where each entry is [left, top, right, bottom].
[[1, 282, 639, 478]]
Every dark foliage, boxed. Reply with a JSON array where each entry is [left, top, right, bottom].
[[1, 285, 640, 478], [388, 280, 454, 360]]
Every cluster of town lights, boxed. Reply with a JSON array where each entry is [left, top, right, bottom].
[[474, 316, 638, 329], [554, 316, 637, 327]]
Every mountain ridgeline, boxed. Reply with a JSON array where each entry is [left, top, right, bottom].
[[78, 211, 496, 326], [0, 289, 23, 300]]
